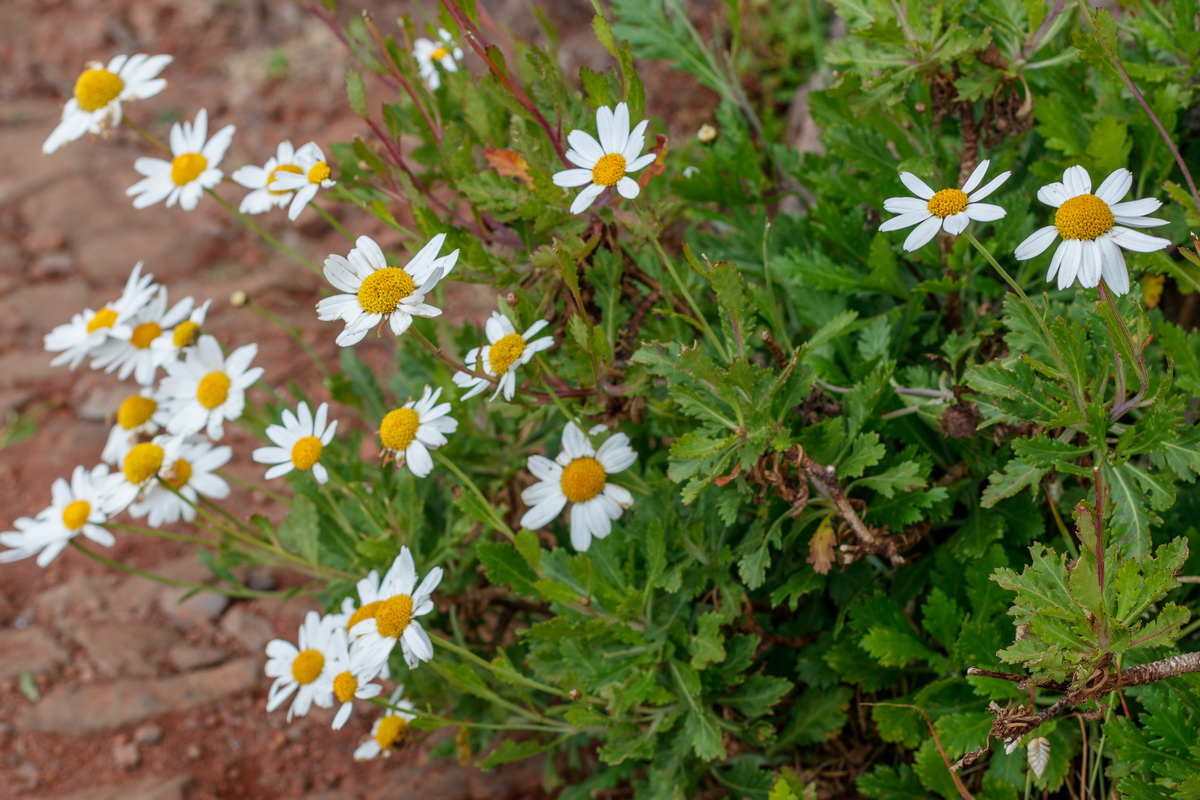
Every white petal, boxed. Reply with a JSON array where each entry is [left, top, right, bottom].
[[1062, 165, 1092, 197], [967, 171, 1010, 202], [898, 172, 935, 200], [566, 130, 604, 166], [942, 212, 970, 235], [964, 202, 1005, 222], [1109, 227, 1171, 253], [879, 211, 930, 232], [1037, 182, 1070, 208], [1098, 235, 1130, 295], [569, 183, 604, 215], [1077, 240, 1102, 288], [521, 496, 566, 530], [883, 196, 929, 214], [1057, 239, 1083, 290], [553, 168, 594, 188], [902, 215, 942, 251], [1014, 226, 1059, 260], [615, 176, 640, 199], [1095, 168, 1132, 204], [961, 160, 990, 194], [1108, 197, 1162, 217]]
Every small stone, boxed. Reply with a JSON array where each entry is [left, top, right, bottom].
[[66, 621, 181, 678], [159, 587, 230, 629], [166, 643, 226, 671], [220, 605, 276, 652], [133, 723, 163, 745], [0, 627, 69, 681], [186, 744, 202, 761], [113, 740, 141, 770], [246, 567, 278, 591]]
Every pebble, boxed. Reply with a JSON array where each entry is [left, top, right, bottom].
[[113, 740, 141, 770], [133, 723, 163, 746]]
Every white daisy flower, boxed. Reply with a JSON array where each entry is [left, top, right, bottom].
[[520, 422, 637, 552], [378, 386, 457, 478], [353, 685, 416, 761], [339, 569, 391, 681], [1014, 165, 1172, 296], [266, 142, 336, 221], [453, 312, 554, 401], [43, 53, 172, 154], [552, 102, 656, 215], [159, 335, 263, 440], [101, 388, 168, 466], [318, 627, 385, 730], [44, 261, 157, 370], [0, 465, 119, 567], [317, 234, 458, 347], [126, 108, 235, 211], [150, 299, 211, 361], [349, 547, 442, 673], [106, 435, 183, 511], [264, 611, 339, 722], [129, 437, 231, 527], [879, 159, 1010, 251], [252, 401, 338, 484], [231, 140, 304, 215], [89, 287, 195, 386], [413, 29, 464, 90]]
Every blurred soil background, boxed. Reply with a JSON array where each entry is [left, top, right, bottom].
[[0, 0, 721, 797]]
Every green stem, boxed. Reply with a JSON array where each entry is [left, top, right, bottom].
[[313, 202, 356, 242], [432, 633, 571, 700], [243, 301, 332, 384], [122, 115, 170, 154], [432, 450, 515, 540], [205, 189, 320, 276]]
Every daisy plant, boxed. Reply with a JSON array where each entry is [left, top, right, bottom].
[[159, 335, 263, 440], [414, 28, 464, 90], [252, 401, 339, 484], [0, 465, 120, 567], [43, 53, 172, 154], [127, 108, 235, 211], [879, 159, 1010, 251], [453, 312, 555, 401], [552, 102, 656, 214], [267, 141, 336, 220], [378, 386, 457, 478], [353, 686, 415, 761]]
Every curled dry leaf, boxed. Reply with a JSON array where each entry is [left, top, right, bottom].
[[483, 148, 532, 185], [807, 516, 836, 575]]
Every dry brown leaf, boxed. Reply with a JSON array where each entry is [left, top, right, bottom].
[[483, 148, 532, 185], [807, 516, 836, 575]]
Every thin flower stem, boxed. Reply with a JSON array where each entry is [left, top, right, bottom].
[[431, 450, 515, 540], [408, 326, 494, 383], [104, 521, 215, 546], [122, 115, 171, 154], [431, 633, 572, 700], [360, 12, 443, 143], [217, 467, 291, 506], [204, 189, 321, 276], [1098, 281, 1149, 419], [312, 202, 356, 242]]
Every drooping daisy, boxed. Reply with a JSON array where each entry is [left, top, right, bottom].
[[231, 140, 304, 215], [879, 160, 1010, 251], [0, 465, 119, 567], [106, 435, 182, 510], [552, 102, 656, 215], [520, 422, 637, 552], [252, 401, 338, 484], [413, 29, 464, 90], [265, 611, 339, 722], [317, 234, 458, 347], [1014, 165, 1171, 295], [349, 547, 442, 673], [266, 142, 336, 221], [126, 108, 235, 211], [339, 569, 391, 681], [319, 627, 385, 730], [44, 261, 157, 370], [43, 54, 172, 154], [159, 335, 263, 440], [378, 386, 457, 478], [129, 437, 231, 527], [354, 685, 416, 761], [90, 288, 195, 385], [453, 312, 554, 401], [101, 388, 168, 466]]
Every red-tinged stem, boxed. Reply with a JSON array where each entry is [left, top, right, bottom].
[[361, 12, 443, 144]]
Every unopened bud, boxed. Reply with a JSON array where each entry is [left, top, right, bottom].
[[505, 292, 518, 307], [230, 290, 248, 307], [697, 123, 717, 143], [568, 689, 581, 701], [579, 596, 591, 607]]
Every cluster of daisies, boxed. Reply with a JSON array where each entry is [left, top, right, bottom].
[[879, 160, 1172, 295]]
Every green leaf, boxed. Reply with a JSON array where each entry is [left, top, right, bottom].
[[839, 432, 886, 479], [1011, 436, 1092, 475], [722, 674, 794, 717], [921, 589, 962, 652], [477, 737, 553, 768], [690, 611, 726, 667], [981, 458, 1046, 507], [478, 542, 539, 596], [278, 494, 319, 564], [685, 705, 726, 761], [346, 70, 367, 118], [860, 624, 945, 670]]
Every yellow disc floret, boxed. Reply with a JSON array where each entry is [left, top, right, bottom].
[[333, 671, 358, 703], [290, 436, 323, 470], [62, 500, 92, 531], [74, 69, 125, 112], [357, 268, 416, 315], [560, 456, 607, 503], [171, 153, 208, 186], [117, 395, 157, 430], [374, 715, 408, 751], [307, 161, 331, 184], [926, 188, 969, 219], [130, 321, 162, 349], [375, 594, 414, 639], [431, 47, 450, 61], [487, 333, 527, 375], [196, 371, 231, 409], [347, 601, 381, 632], [591, 153, 627, 187], [291, 649, 324, 684], [87, 308, 119, 334], [267, 164, 303, 194], [164, 458, 192, 490], [124, 442, 165, 485], [172, 321, 201, 349], [380, 408, 420, 451], [1054, 194, 1115, 241]]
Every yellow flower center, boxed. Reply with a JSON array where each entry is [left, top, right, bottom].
[[291, 436, 323, 470], [164, 458, 192, 490], [74, 69, 125, 112], [62, 499, 91, 531], [130, 321, 162, 349], [357, 268, 416, 315], [560, 456, 607, 503], [196, 372, 231, 409], [591, 153, 627, 187], [172, 321, 201, 349], [374, 593, 414, 639], [307, 161, 331, 184], [87, 308, 119, 334], [488, 333, 527, 375], [267, 163, 303, 194], [171, 153, 208, 186], [117, 395, 157, 430], [1055, 193, 1115, 241], [291, 649, 325, 685], [926, 188, 969, 218], [431, 47, 450, 61], [124, 442, 165, 485], [333, 671, 358, 703], [375, 715, 408, 751], [380, 408, 420, 451], [347, 601, 381, 632]]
